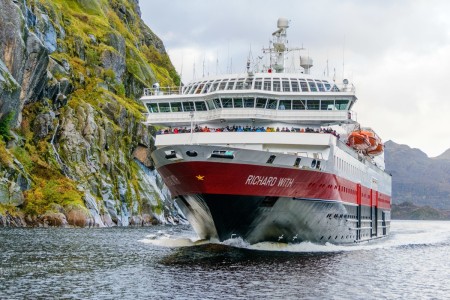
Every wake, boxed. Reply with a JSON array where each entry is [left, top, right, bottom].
[[139, 220, 450, 253]]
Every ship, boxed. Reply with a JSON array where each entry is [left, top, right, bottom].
[[140, 18, 391, 244]]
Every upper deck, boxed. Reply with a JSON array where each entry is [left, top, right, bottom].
[[140, 18, 358, 127]]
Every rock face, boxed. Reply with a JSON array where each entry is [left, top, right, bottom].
[[0, 0, 181, 227]]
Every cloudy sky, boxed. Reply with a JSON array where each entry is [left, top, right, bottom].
[[140, 0, 450, 157]]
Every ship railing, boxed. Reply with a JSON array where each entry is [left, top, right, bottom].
[[143, 86, 182, 96], [144, 108, 355, 123]]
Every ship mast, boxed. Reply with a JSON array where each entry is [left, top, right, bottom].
[[262, 18, 306, 73]]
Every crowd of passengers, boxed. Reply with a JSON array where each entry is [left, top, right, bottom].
[[156, 125, 340, 138]]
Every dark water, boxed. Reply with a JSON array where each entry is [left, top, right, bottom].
[[1, 221, 450, 299]]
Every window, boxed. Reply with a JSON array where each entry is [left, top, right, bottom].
[[211, 81, 220, 92], [244, 98, 255, 108], [189, 84, 198, 94], [171, 102, 182, 112], [291, 79, 300, 92], [206, 99, 216, 110], [255, 79, 262, 90], [256, 98, 267, 108], [159, 103, 170, 112], [218, 81, 227, 90], [279, 100, 292, 110], [263, 80, 271, 91], [213, 98, 222, 108], [233, 98, 243, 108], [292, 100, 305, 110], [226, 80, 236, 90], [335, 100, 349, 110], [316, 82, 325, 92], [306, 100, 320, 110], [324, 82, 331, 91], [300, 80, 308, 92], [245, 78, 253, 89], [267, 99, 278, 109], [182, 102, 195, 111], [195, 83, 204, 94], [221, 98, 233, 108], [282, 80, 291, 92], [235, 80, 245, 90], [307, 80, 317, 92], [148, 103, 159, 113], [273, 79, 281, 91], [321, 100, 335, 110], [195, 101, 207, 111]]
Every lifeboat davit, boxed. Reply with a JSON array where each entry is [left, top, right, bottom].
[[367, 142, 384, 156]]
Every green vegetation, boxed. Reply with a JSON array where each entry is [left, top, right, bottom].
[[0, 111, 14, 141]]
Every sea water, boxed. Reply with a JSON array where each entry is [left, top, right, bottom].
[[1, 220, 450, 299]]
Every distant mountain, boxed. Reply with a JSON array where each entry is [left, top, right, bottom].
[[434, 148, 450, 161], [384, 141, 450, 209], [392, 202, 450, 220]]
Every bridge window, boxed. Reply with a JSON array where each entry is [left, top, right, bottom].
[[316, 82, 325, 92], [213, 98, 222, 108], [321, 100, 335, 110], [279, 100, 292, 110], [291, 79, 300, 92], [221, 98, 233, 108], [171, 102, 182, 112], [245, 78, 253, 89], [211, 81, 220, 92], [256, 98, 267, 108], [235, 79, 245, 90], [273, 79, 281, 91], [263, 80, 271, 91], [307, 80, 317, 92], [244, 98, 255, 108], [292, 100, 305, 110], [267, 99, 278, 109], [182, 101, 195, 111], [255, 79, 262, 90], [335, 100, 349, 110], [206, 99, 216, 110], [306, 100, 320, 110], [300, 80, 308, 92], [195, 101, 207, 111], [188, 84, 198, 94], [147, 103, 159, 113], [159, 103, 170, 112], [282, 79, 291, 92], [218, 81, 227, 90], [324, 82, 331, 91], [233, 98, 243, 108], [226, 80, 236, 90]]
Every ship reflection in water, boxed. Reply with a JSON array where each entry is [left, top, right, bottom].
[[1, 221, 450, 299]]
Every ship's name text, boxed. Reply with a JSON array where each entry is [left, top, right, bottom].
[[245, 175, 294, 188]]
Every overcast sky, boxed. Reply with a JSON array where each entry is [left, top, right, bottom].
[[140, 0, 450, 157]]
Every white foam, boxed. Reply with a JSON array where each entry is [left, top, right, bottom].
[[139, 220, 450, 252]]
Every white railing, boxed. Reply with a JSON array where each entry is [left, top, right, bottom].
[[143, 87, 182, 96], [144, 108, 356, 124]]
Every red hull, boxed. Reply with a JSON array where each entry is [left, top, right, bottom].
[[158, 161, 391, 210]]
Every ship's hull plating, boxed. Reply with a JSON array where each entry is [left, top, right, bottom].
[[153, 145, 391, 244]]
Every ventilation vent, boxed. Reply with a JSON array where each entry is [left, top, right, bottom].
[[266, 155, 276, 164]]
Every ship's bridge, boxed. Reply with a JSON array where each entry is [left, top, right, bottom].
[[140, 72, 357, 127]]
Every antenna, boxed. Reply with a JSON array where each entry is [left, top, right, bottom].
[[216, 50, 219, 75], [342, 35, 346, 80]]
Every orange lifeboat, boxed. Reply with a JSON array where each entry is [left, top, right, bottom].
[[347, 131, 371, 150], [360, 129, 381, 152], [367, 142, 384, 156], [348, 128, 384, 156]]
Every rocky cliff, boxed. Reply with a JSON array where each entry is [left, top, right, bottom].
[[0, 0, 181, 227]]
